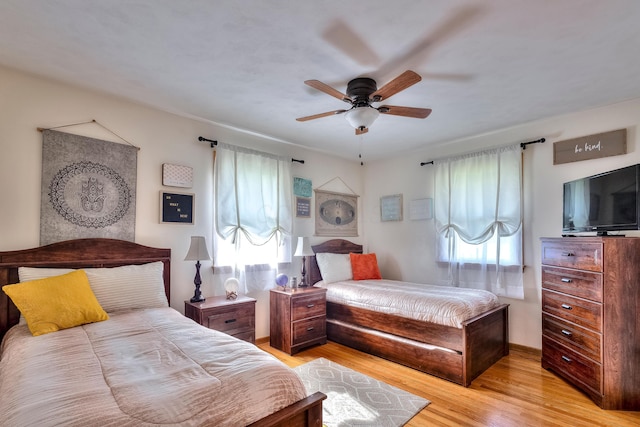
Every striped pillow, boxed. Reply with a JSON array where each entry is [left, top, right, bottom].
[[18, 262, 168, 313]]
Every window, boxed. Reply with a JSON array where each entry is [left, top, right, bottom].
[[213, 143, 292, 291], [433, 144, 524, 299]]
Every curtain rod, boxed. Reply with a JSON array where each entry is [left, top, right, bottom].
[[420, 137, 545, 166], [198, 136, 304, 163]]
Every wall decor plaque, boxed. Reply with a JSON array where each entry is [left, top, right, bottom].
[[380, 194, 403, 222], [314, 189, 358, 237], [162, 163, 193, 188], [160, 191, 194, 224], [553, 129, 627, 165]]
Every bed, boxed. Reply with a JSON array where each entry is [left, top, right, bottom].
[[307, 239, 509, 387], [0, 238, 324, 427]]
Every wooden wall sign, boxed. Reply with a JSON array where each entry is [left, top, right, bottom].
[[553, 129, 627, 165]]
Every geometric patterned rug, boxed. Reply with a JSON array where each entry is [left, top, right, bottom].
[[293, 358, 430, 427]]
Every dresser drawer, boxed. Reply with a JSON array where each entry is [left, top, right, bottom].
[[542, 313, 601, 362], [543, 336, 601, 395], [292, 316, 326, 345], [541, 266, 603, 302], [206, 305, 255, 335], [542, 290, 602, 331], [292, 293, 326, 321], [541, 240, 603, 272]]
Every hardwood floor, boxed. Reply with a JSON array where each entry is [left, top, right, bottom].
[[258, 340, 640, 427]]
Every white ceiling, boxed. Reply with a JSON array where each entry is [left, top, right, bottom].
[[2, 0, 640, 161]]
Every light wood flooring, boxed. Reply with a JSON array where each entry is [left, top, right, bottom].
[[257, 340, 640, 427]]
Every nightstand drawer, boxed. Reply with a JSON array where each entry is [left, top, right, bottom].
[[206, 305, 254, 335], [185, 295, 256, 344], [541, 266, 602, 302], [542, 290, 602, 331], [542, 313, 601, 362], [292, 316, 326, 345], [292, 293, 326, 321]]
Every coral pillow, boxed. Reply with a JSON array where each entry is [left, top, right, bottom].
[[3, 270, 109, 336], [350, 253, 382, 280]]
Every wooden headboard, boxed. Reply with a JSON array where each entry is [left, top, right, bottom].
[[0, 238, 171, 340], [308, 239, 363, 286]]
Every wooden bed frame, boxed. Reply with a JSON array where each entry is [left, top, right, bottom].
[[308, 239, 509, 387], [0, 238, 324, 427]]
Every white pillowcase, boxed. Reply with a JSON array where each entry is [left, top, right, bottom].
[[18, 261, 168, 313], [315, 253, 353, 284]]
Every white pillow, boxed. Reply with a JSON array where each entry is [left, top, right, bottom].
[[18, 261, 168, 313], [315, 253, 353, 284]]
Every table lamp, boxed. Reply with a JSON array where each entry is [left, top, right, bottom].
[[185, 236, 211, 302], [293, 236, 314, 287]]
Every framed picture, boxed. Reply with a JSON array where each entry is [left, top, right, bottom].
[[380, 194, 403, 222], [160, 191, 194, 224], [296, 197, 311, 218], [162, 163, 193, 188], [293, 177, 312, 197], [314, 189, 358, 237], [409, 198, 433, 220]]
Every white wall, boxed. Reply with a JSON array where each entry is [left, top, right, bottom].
[[0, 66, 362, 338], [362, 98, 640, 348]]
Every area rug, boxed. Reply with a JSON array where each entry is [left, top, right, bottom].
[[293, 358, 430, 427]]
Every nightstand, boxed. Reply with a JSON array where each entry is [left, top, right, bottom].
[[270, 286, 327, 354], [185, 295, 256, 344]]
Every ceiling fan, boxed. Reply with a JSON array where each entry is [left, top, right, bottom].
[[296, 70, 432, 135]]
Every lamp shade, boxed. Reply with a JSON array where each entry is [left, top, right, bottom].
[[293, 236, 314, 257], [344, 106, 380, 129], [184, 236, 211, 261]]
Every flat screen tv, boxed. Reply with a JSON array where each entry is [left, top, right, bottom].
[[563, 164, 640, 235]]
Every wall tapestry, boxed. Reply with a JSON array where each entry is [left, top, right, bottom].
[[40, 130, 137, 245], [314, 189, 358, 237]]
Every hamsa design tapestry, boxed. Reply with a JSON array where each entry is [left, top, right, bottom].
[[40, 130, 137, 244]]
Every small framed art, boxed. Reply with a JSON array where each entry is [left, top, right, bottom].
[[160, 191, 194, 224], [380, 194, 403, 222], [296, 197, 311, 218]]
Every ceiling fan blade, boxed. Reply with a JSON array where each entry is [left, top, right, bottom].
[[375, 5, 484, 80], [296, 110, 347, 122], [304, 80, 352, 103], [370, 70, 422, 102], [379, 105, 432, 119], [322, 19, 380, 67], [355, 127, 369, 135]]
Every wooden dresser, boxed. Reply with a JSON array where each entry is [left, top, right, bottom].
[[270, 286, 327, 355], [541, 237, 640, 410], [185, 295, 256, 344]]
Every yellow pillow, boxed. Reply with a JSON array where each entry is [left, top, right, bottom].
[[2, 270, 109, 336]]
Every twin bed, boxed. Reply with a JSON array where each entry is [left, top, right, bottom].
[[308, 239, 510, 387], [0, 238, 324, 427]]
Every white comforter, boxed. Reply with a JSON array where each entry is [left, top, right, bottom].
[[0, 307, 307, 426], [315, 279, 500, 328]]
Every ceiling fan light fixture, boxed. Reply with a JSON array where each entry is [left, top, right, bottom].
[[344, 106, 379, 130]]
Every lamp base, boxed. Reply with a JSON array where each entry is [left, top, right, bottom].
[[190, 294, 206, 303]]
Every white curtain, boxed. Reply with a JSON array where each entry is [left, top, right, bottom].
[[213, 143, 293, 292], [434, 144, 524, 299]]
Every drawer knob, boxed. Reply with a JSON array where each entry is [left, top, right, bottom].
[[561, 304, 573, 310], [561, 355, 572, 363], [561, 252, 575, 257], [561, 329, 573, 337], [225, 319, 237, 324], [306, 304, 315, 308], [307, 327, 315, 331], [561, 278, 572, 283]]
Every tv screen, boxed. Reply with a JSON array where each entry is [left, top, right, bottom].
[[563, 164, 640, 234]]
